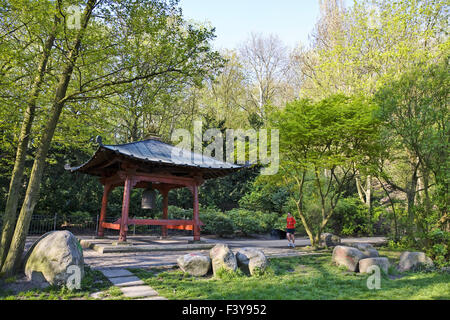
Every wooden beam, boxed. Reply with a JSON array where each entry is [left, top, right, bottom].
[[161, 188, 169, 237], [101, 222, 120, 230], [120, 170, 198, 187], [191, 184, 201, 241], [127, 219, 204, 226], [118, 176, 134, 242], [97, 183, 112, 237]]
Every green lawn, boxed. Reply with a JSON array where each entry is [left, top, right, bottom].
[[131, 251, 450, 300], [0, 250, 448, 300], [0, 266, 120, 300]]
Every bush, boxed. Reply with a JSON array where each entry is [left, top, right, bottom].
[[164, 205, 281, 237], [200, 209, 235, 236], [225, 209, 278, 236], [423, 229, 450, 268], [168, 205, 192, 219], [67, 211, 93, 224], [329, 197, 372, 236]]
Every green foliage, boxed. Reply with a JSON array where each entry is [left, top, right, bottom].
[[225, 209, 278, 236], [67, 211, 93, 224], [423, 229, 450, 268], [330, 197, 372, 236], [238, 181, 290, 214], [270, 94, 381, 245], [200, 211, 235, 237], [214, 267, 245, 280]]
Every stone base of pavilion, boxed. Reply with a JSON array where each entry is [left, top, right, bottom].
[[79, 235, 215, 254]]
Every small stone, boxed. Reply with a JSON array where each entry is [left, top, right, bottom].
[[235, 248, 268, 275], [332, 245, 366, 272], [359, 257, 390, 274], [398, 251, 434, 272], [209, 244, 237, 275], [177, 253, 211, 277], [23, 231, 84, 287], [349, 243, 379, 258], [320, 233, 341, 247]]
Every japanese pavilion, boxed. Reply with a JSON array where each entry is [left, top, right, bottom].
[[66, 137, 244, 243]]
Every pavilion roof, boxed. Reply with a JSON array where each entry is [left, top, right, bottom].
[[65, 138, 245, 180]]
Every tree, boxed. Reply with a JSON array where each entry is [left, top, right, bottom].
[[271, 94, 380, 246], [0, 1, 60, 268], [375, 59, 449, 239], [0, 0, 223, 276], [294, 0, 448, 99], [239, 33, 292, 120]]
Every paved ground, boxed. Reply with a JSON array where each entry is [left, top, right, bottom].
[[92, 268, 167, 300]]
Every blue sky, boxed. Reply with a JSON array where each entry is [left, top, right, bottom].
[[179, 0, 321, 50]]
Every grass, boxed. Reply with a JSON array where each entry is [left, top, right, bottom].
[[0, 249, 448, 300], [0, 266, 122, 300], [130, 252, 450, 300]]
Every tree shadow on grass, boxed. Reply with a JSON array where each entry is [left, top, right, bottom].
[[130, 256, 450, 300]]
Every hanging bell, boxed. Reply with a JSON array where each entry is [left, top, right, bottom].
[[141, 185, 156, 209]]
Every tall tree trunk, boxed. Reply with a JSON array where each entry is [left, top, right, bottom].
[[1, 0, 97, 276], [0, 20, 57, 269], [356, 174, 372, 214], [377, 177, 399, 241], [406, 161, 420, 240]]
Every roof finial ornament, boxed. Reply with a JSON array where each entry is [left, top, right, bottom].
[[96, 135, 103, 146]]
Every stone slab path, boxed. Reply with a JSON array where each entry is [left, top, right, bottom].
[[97, 268, 167, 300]]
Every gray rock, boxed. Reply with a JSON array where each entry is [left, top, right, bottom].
[[209, 244, 237, 275], [350, 242, 374, 250], [24, 231, 84, 287], [359, 257, 390, 274], [349, 243, 379, 258], [332, 245, 366, 272], [177, 253, 211, 277], [398, 251, 434, 272], [235, 248, 268, 275], [362, 248, 379, 258], [320, 233, 341, 247]]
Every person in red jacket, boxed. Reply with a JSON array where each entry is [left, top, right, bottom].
[[286, 212, 296, 248]]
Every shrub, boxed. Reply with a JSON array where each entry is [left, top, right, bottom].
[[168, 205, 192, 219], [68, 211, 93, 224], [225, 209, 278, 236], [423, 229, 450, 268], [200, 209, 235, 236], [329, 197, 371, 236]]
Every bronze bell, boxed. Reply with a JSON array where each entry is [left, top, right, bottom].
[[141, 185, 156, 209]]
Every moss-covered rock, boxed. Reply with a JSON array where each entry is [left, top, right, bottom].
[[23, 231, 84, 287]]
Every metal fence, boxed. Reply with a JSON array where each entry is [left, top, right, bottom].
[[0, 214, 192, 237]]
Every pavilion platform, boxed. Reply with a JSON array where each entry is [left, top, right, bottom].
[[79, 236, 215, 254]]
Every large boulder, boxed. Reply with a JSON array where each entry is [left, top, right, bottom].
[[177, 253, 211, 277], [235, 248, 268, 275], [359, 257, 390, 274], [320, 233, 341, 247], [332, 245, 366, 272], [209, 244, 237, 275], [350, 243, 379, 258], [24, 231, 84, 287], [398, 251, 434, 272]]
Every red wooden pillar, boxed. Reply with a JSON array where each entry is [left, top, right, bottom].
[[161, 188, 169, 237], [119, 176, 133, 242], [191, 184, 201, 241], [97, 183, 112, 238]]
